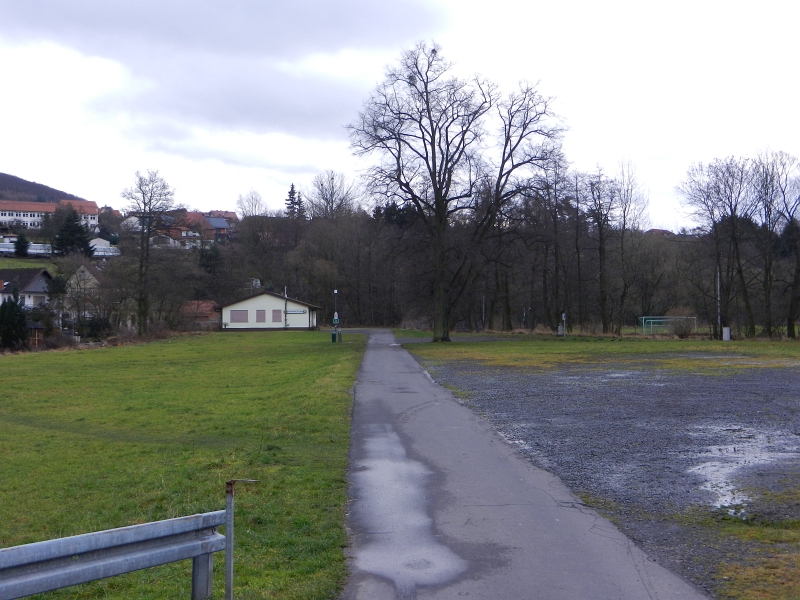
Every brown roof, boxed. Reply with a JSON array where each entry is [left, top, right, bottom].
[[183, 212, 208, 227], [60, 199, 99, 215], [0, 199, 99, 215], [0, 200, 59, 214], [209, 210, 239, 222]]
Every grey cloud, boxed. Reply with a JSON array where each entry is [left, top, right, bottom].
[[97, 53, 363, 138], [0, 1, 443, 60], [0, 1, 446, 157], [148, 138, 320, 175]]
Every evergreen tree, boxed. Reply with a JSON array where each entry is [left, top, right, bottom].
[[0, 288, 28, 350], [296, 191, 307, 220], [52, 206, 94, 257], [14, 232, 30, 257], [285, 183, 298, 218]]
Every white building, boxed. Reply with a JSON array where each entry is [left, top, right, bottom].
[[0, 199, 100, 232], [221, 291, 319, 330]]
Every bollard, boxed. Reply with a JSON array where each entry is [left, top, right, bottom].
[[337, 329, 342, 343]]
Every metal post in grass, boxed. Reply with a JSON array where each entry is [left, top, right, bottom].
[[226, 479, 259, 600]]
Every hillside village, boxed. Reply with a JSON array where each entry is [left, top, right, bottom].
[[0, 174, 325, 348]]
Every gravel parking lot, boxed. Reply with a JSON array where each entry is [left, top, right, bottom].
[[416, 355, 800, 596]]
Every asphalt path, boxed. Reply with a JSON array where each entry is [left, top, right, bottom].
[[341, 331, 708, 600]]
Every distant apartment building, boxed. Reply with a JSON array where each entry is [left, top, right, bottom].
[[0, 199, 100, 232]]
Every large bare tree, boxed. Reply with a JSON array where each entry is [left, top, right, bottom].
[[307, 171, 358, 219], [349, 42, 557, 340], [121, 170, 174, 335], [236, 189, 267, 218]]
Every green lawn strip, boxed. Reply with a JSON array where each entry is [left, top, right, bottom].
[[391, 328, 432, 339], [0, 331, 366, 600], [0, 257, 56, 270], [407, 335, 800, 372], [670, 508, 800, 600]]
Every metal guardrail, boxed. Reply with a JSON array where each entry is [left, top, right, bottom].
[[0, 479, 258, 600], [0, 511, 226, 600]]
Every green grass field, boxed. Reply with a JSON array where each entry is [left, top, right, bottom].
[[0, 331, 366, 599], [0, 256, 55, 270], [408, 333, 800, 373]]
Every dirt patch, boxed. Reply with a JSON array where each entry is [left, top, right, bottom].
[[417, 358, 800, 597]]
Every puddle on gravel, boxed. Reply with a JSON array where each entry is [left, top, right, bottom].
[[687, 425, 800, 509]]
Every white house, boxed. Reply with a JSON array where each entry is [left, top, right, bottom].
[[0, 268, 52, 308], [221, 291, 319, 330]]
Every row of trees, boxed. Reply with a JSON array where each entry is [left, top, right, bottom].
[[44, 146, 800, 343], [28, 43, 800, 342], [679, 152, 800, 338]]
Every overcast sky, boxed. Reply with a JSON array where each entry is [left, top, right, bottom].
[[0, 0, 797, 230]]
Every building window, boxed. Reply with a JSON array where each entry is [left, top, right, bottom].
[[230, 310, 248, 323], [272, 309, 282, 323], [256, 310, 266, 323]]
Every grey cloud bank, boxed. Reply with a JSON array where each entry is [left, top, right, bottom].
[[0, 1, 445, 143]]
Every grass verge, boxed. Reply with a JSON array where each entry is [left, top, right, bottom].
[[0, 331, 366, 599], [407, 334, 800, 373], [0, 256, 55, 270], [391, 328, 432, 339]]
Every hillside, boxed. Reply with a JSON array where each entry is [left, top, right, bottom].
[[0, 172, 85, 203]]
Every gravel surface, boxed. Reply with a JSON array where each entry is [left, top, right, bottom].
[[416, 356, 800, 596]]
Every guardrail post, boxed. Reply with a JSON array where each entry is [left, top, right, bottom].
[[225, 481, 235, 600], [192, 553, 214, 600], [225, 479, 258, 600]]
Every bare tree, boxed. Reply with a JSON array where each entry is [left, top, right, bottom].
[[751, 151, 793, 337], [121, 170, 175, 335], [349, 42, 557, 341], [585, 169, 617, 333], [236, 189, 266, 218], [612, 162, 648, 335], [766, 152, 800, 336], [307, 171, 358, 219], [712, 157, 756, 337]]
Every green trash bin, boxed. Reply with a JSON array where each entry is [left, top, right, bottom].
[[332, 332, 337, 343]]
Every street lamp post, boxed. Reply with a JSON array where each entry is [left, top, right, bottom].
[[333, 289, 340, 342]]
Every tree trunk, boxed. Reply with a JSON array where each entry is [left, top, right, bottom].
[[788, 242, 800, 338], [501, 270, 512, 331], [432, 231, 450, 341], [731, 229, 756, 337], [598, 225, 610, 334]]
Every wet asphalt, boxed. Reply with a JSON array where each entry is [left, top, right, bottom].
[[341, 331, 708, 600]]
